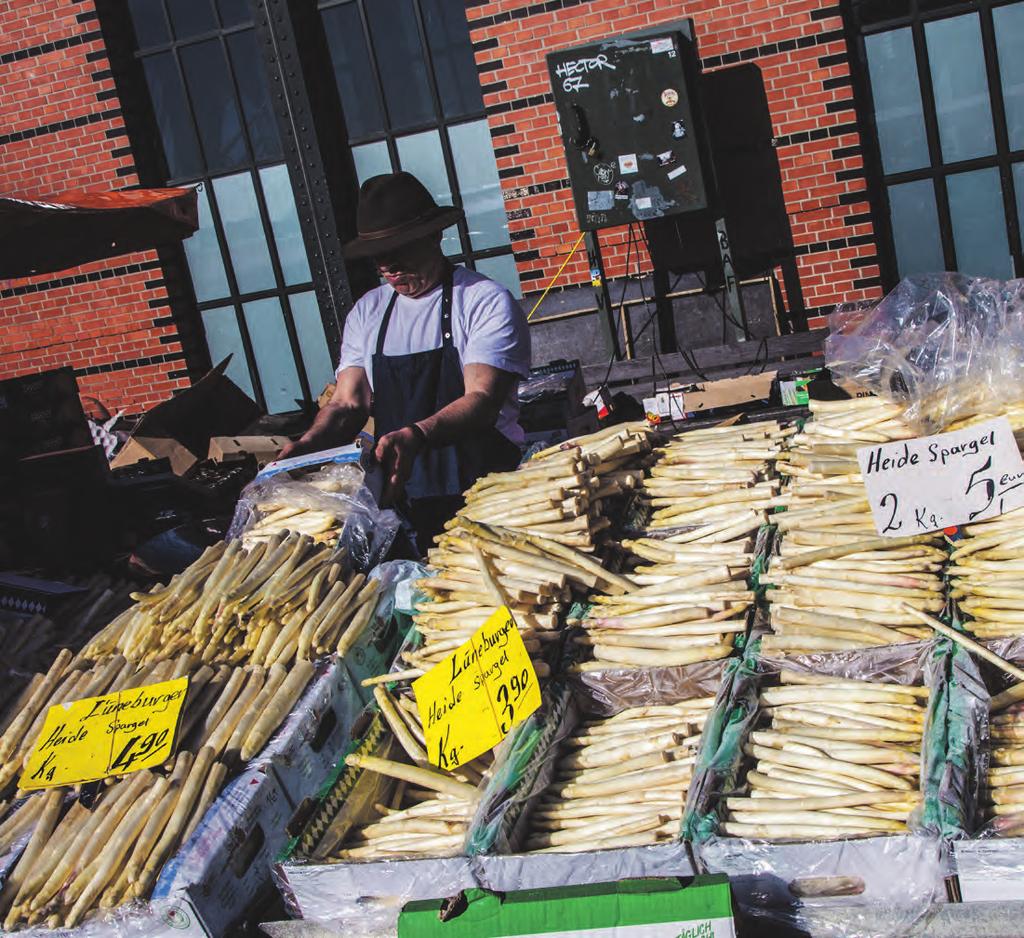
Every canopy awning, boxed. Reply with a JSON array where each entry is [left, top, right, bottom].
[[0, 186, 199, 279]]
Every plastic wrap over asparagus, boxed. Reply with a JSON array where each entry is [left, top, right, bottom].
[[767, 398, 943, 654], [723, 671, 925, 841], [574, 421, 789, 671], [522, 697, 712, 853], [81, 533, 378, 667]]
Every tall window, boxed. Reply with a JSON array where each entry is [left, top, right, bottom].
[[852, 0, 1024, 283], [127, 0, 337, 413], [319, 0, 522, 296]]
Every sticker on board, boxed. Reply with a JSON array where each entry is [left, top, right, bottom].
[[593, 162, 615, 185], [661, 88, 679, 107], [587, 190, 614, 211], [650, 37, 674, 54], [618, 153, 639, 174], [667, 164, 688, 180], [634, 196, 653, 210]]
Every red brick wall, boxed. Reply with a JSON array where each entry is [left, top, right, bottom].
[[468, 0, 884, 327], [0, 0, 187, 416]]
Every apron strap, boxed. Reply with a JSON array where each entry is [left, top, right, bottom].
[[374, 264, 455, 358]]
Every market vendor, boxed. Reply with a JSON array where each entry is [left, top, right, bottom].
[[280, 171, 530, 551]]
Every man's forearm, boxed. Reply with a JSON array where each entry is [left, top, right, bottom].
[[415, 391, 502, 448], [299, 401, 369, 448]]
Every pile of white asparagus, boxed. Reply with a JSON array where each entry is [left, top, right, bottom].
[[949, 507, 1024, 640], [81, 533, 379, 667], [0, 751, 226, 929], [722, 671, 925, 841], [380, 426, 653, 684], [767, 398, 943, 654], [984, 681, 1024, 836], [523, 697, 712, 852], [574, 421, 788, 671]]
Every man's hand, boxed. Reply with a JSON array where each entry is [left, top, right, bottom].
[[278, 435, 322, 461], [374, 425, 425, 505], [277, 366, 372, 461]]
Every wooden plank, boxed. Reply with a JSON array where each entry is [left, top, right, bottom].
[[593, 355, 825, 401], [581, 328, 828, 387]]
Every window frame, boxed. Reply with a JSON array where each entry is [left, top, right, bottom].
[[318, 0, 519, 277], [846, 0, 1024, 285], [129, 3, 319, 411]]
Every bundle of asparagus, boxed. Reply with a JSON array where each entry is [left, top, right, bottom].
[[329, 686, 489, 861], [722, 671, 925, 841], [80, 533, 379, 667], [985, 682, 1024, 836], [0, 649, 315, 801], [454, 422, 654, 550], [0, 750, 227, 928], [573, 421, 787, 671], [522, 696, 713, 853], [948, 507, 1024, 639], [238, 464, 368, 549], [767, 398, 942, 654]]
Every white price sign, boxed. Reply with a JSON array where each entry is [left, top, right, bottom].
[[857, 416, 1024, 536]]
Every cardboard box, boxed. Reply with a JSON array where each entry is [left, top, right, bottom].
[[154, 767, 294, 937], [953, 839, 1024, 902], [398, 876, 735, 938], [0, 367, 92, 461], [111, 360, 260, 476], [208, 435, 289, 467]]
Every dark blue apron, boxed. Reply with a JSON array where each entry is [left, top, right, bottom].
[[371, 265, 521, 552]]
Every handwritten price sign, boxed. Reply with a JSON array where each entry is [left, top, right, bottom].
[[20, 677, 188, 790], [858, 416, 1024, 536], [413, 607, 540, 772]]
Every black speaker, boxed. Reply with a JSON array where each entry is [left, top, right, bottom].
[[644, 63, 793, 283]]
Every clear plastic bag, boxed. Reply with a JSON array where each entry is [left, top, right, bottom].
[[826, 273, 1024, 433], [228, 463, 400, 571]]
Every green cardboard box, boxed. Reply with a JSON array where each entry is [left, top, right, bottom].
[[398, 875, 735, 938]]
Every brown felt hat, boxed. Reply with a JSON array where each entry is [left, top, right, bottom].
[[343, 172, 464, 259]]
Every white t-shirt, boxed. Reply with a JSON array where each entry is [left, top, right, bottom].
[[338, 266, 531, 444]]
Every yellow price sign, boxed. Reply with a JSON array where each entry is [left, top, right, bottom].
[[413, 606, 540, 772], [20, 676, 189, 790]]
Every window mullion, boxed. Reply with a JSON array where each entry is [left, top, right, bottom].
[[908, 16, 958, 270], [355, 0, 401, 169]]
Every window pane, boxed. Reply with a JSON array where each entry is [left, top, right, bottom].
[[179, 39, 248, 174], [925, 13, 996, 163], [995, 3, 1024, 152], [141, 54, 203, 179], [887, 179, 945, 277], [259, 164, 312, 286], [365, 0, 434, 131], [128, 0, 170, 48], [352, 141, 393, 184], [947, 168, 1013, 279], [227, 30, 282, 162], [422, 0, 484, 119], [212, 171, 276, 293], [165, 0, 217, 40], [290, 291, 337, 395], [449, 120, 509, 251], [201, 305, 255, 400], [217, 0, 251, 28], [864, 29, 929, 174], [396, 130, 460, 255], [475, 254, 523, 299], [321, 3, 385, 140], [243, 298, 303, 413], [183, 186, 230, 302]]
